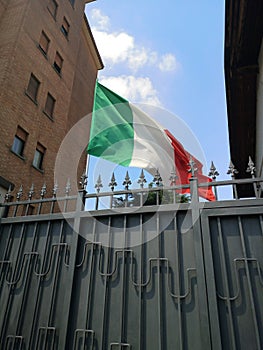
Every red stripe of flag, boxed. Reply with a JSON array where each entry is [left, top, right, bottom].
[[164, 129, 215, 201]]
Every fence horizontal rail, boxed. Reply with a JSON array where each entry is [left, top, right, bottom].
[[1, 157, 263, 217]]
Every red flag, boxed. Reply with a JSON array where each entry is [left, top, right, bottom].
[[165, 129, 215, 201]]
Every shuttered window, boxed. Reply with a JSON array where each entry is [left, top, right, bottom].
[[48, 0, 58, 18], [39, 31, 50, 55], [26, 74, 40, 102], [44, 93, 56, 118], [11, 126, 28, 157], [33, 143, 46, 170], [53, 52, 63, 74], [61, 17, 70, 37]]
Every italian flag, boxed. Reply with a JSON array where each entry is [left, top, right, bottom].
[[87, 81, 215, 201]]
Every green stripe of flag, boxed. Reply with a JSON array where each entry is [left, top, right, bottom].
[[87, 81, 134, 166]]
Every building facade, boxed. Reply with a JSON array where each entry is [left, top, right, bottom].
[[225, 0, 263, 196], [0, 0, 103, 202]]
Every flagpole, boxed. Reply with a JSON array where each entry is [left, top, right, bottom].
[[85, 79, 98, 191]]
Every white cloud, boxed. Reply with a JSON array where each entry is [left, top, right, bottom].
[[93, 30, 134, 65], [88, 8, 179, 73], [99, 75, 162, 106], [89, 8, 110, 31], [159, 54, 178, 72]]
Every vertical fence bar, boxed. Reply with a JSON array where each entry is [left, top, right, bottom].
[[217, 217, 237, 349], [0, 223, 26, 346], [28, 219, 53, 349], [189, 176, 212, 349], [59, 189, 86, 349], [119, 216, 128, 345], [237, 216, 261, 348], [157, 211, 163, 350], [100, 216, 112, 349], [200, 214, 222, 350], [138, 214, 144, 350], [14, 221, 39, 338], [85, 220, 97, 336], [174, 215, 184, 350]]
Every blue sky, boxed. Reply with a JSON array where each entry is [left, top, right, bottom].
[[84, 0, 230, 197]]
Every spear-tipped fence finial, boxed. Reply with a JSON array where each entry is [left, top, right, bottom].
[[40, 183, 47, 199], [123, 171, 132, 190], [208, 161, 219, 180], [138, 169, 147, 188], [28, 184, 35, 200], [79, 171, 88, 190], [246, 156, 256, 177], [169, 166, 177, 186], [16, 185, 23, 201], [109, 172, 117, 192], [227, 160, 238, 179], [95, 174, 103, 193], [53, 181, 59, 198], [5, 185, 12, 202], [153, 169, 162, 187], [65, 179, 71, 196], [188, 156, 197, 178]]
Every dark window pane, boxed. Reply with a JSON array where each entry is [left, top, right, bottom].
[[39, 31, 50, 55], [49, 0, 58, 18], [45, 93, 55, 117], [27, 74, 40, 101], [12, 136, 25, 156], [53, 52, 63, 74], [61, 17, 70, 37], [33, 149, 44, 170], [11, 126, 28, 157]]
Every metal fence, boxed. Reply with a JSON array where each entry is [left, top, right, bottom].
[[0, 159, 262, 349]]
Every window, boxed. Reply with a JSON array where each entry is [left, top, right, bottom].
[[39, 31, 50, 55], [33, 143, 46, 171], [61, 17, 70, 37], [48, 0, 58, 18], [44, 92, 56, 118], [26, 73, 40, 102], [11, 126, 28, 157], [53, 51, 63, 74]]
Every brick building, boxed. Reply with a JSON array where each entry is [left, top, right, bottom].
[[0, 0, 103, 202]]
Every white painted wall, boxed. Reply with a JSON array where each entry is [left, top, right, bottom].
[[256, 39, 263, 177]]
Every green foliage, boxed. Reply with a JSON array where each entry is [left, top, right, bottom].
[[112, 183, 190, 208]]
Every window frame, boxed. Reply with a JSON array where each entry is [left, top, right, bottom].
[[38, 31, 50, 56], [11, 136, 25, 157], [53, 51, 63, 75], [32, 143, 46, 171], [26, 73, 40, 103], [48, 0, 58, 19], [11, 126, 28, 159], [44, 92, 56, 119], [61, 17, 70, 38]]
